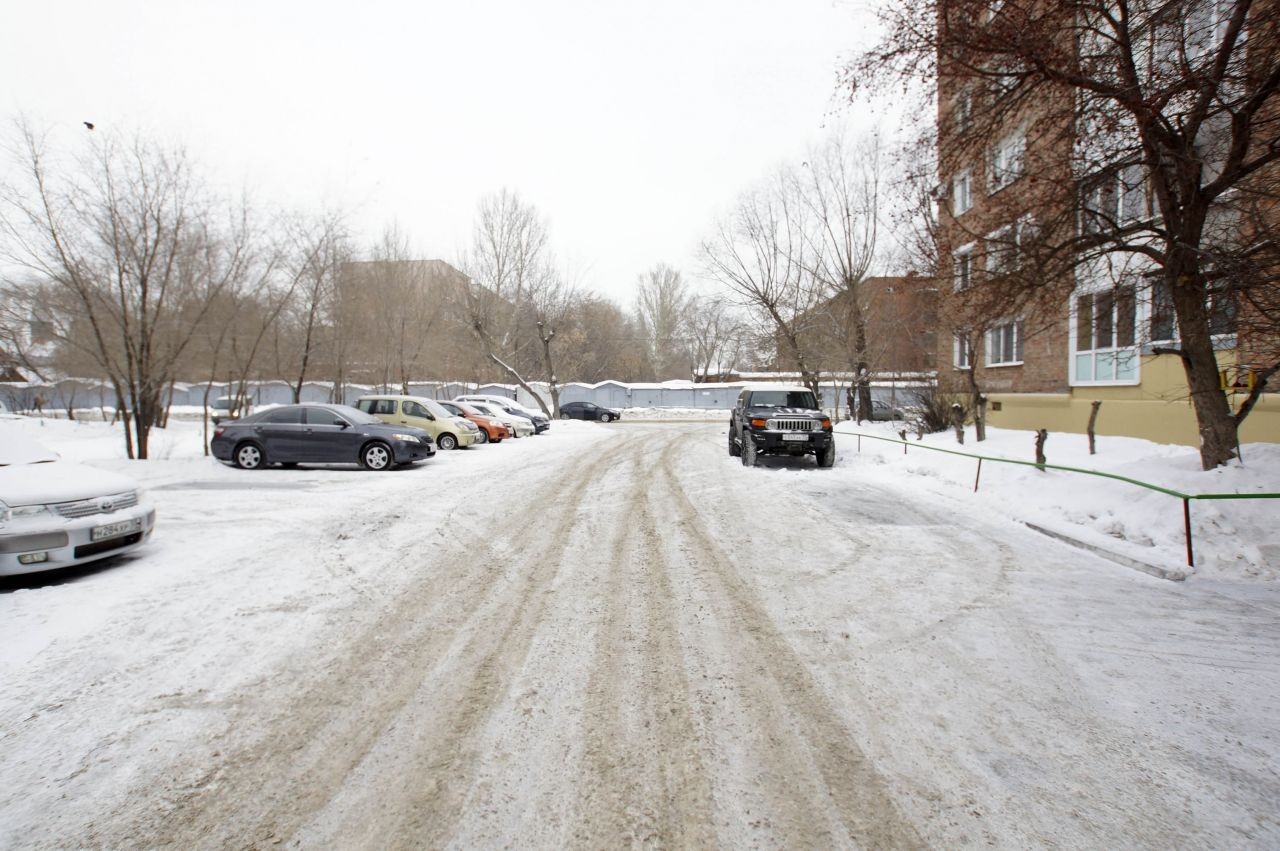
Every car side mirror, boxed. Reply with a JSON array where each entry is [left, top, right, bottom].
[[335, 419, 349, 428]]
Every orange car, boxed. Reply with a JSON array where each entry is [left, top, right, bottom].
[[439, 400, 510, 444]]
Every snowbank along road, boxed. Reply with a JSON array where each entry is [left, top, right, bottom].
[[2, 420, 1278, 849]]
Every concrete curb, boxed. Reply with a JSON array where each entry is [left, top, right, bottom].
[[1025, 522, 1189, 582]]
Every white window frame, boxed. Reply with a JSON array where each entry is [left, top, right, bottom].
[[986, 319, 1024, 366], [953, 242, 975, 291], [953, 88, 973, 133], [954, 333, 973, 369], [953, 170, 973, 214], [1070, 283, 1141, 386], [989, 130, 1025, 193]]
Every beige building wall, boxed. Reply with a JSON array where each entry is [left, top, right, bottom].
[[986, 351, 1280, 445]]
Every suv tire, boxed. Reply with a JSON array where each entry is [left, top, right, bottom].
[[728, 429, 741, 457], [817, 441, 836, 468], [741, 438, 757, 467]]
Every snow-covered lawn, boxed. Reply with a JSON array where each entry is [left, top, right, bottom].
[[829, 419, 1278, 583], [1, 413, 1277, 848]]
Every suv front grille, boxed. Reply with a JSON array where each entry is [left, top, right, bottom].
[[52, 491, 138, 519], [768, 418, 819, 431]]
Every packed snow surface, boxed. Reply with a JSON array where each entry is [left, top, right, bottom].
[[1, 415, 1277, 848]]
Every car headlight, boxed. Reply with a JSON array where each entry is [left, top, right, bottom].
[[391, 433, 422, 444], [0, 501, 50, 525]]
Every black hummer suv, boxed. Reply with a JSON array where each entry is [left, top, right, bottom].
[[729, 385, 835, 468]]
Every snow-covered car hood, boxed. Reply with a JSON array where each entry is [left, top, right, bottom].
[[744, 406, 825, 418], [0, 461, 141, 507]]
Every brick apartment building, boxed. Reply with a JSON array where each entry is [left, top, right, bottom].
[[933, 0, 1278, 446]]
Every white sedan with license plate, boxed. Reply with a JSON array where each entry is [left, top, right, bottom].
[[1, 429, 156, 577]]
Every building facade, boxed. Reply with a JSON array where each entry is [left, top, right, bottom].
[[933, 0, 1278, 446]]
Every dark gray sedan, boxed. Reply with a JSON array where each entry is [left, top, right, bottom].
[[559, 401, 621, 422], [210, 404, 434, 470]]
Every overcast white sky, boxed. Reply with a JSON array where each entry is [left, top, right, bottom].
[[2, 0, 886, 303]]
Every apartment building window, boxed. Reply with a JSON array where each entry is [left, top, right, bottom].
[[989, 131, 1025, 192], [954, 243, 974, 290], [953, 89, 973, 133], [985, 225, 1014, 276], [987, 320, 1024, 366], [1073, 284, 1138, 383], [954, 334, 973, 368], [953, 170, 973, 214], [1149, 278, 1237, 344], [1084, 163, 1149, 233]]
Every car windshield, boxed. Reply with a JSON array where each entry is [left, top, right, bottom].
[[453, 402, 482, 416], [420, 398, 453, 420], [748, 390, 818, 409]]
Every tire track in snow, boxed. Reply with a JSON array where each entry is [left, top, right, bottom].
[[93, 432, 645, 849], [572, 431, 717, 848], [654, 446, 927, 850]]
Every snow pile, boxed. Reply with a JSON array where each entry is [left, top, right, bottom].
[[620, 407, 731, 420], [833, 421, 1279, 581]]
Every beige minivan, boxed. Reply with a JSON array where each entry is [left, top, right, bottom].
[[354, 395, 480, 450]]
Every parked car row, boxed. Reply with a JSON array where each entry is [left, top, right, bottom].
[[209, 394, 556, 470]]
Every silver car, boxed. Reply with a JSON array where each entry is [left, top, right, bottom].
[[1, 430, 156, 576]]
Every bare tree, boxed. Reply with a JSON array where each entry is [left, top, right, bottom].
[[280, 211, 349, 402], [531, 262, 579, 417], [849, 0, 1280, 468], [798, 130, 883, 421], [634, 263, 692, 379], [686, 295, 747, 380], [457, 189, 554, 404], [0, 123, 252, 458], [701, 172, 827, 397]]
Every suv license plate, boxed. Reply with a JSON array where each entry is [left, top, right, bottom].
[[782, 433, 809, 442], [91, 518, 142, 541]]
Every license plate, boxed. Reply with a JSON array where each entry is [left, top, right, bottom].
[[91, 518, 142, 541], [782, 433, 809, 442]]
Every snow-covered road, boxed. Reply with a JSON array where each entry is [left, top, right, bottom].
[[2, 419, 1278, 848]]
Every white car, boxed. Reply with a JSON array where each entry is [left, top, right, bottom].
[[454, 394, 551, 433], [1, 430, 156, 576], [466, 402, 535, 438]]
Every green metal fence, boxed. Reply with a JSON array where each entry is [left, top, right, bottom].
[[845, 430, 1280, 569]]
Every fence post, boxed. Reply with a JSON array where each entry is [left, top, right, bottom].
[[1183, 497, 1195, 569], [857, 434, 861, 452], [974, 457, 983, 492]]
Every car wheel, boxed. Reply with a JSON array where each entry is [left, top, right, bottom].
[[560, 412, 571, 419], [818, 442, 836, 468], [475, 429, 488, 445], [438, 433, 458, 451], [742, 438, 757, 467], [234, 441, 265, 470], [361, 441, 393, 471], [728, 428, 742, 457], [599, 413, 612, 423]]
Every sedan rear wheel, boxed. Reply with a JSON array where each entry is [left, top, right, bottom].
[[361, 441, 393, 471], [234, 442, 265, 470]]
